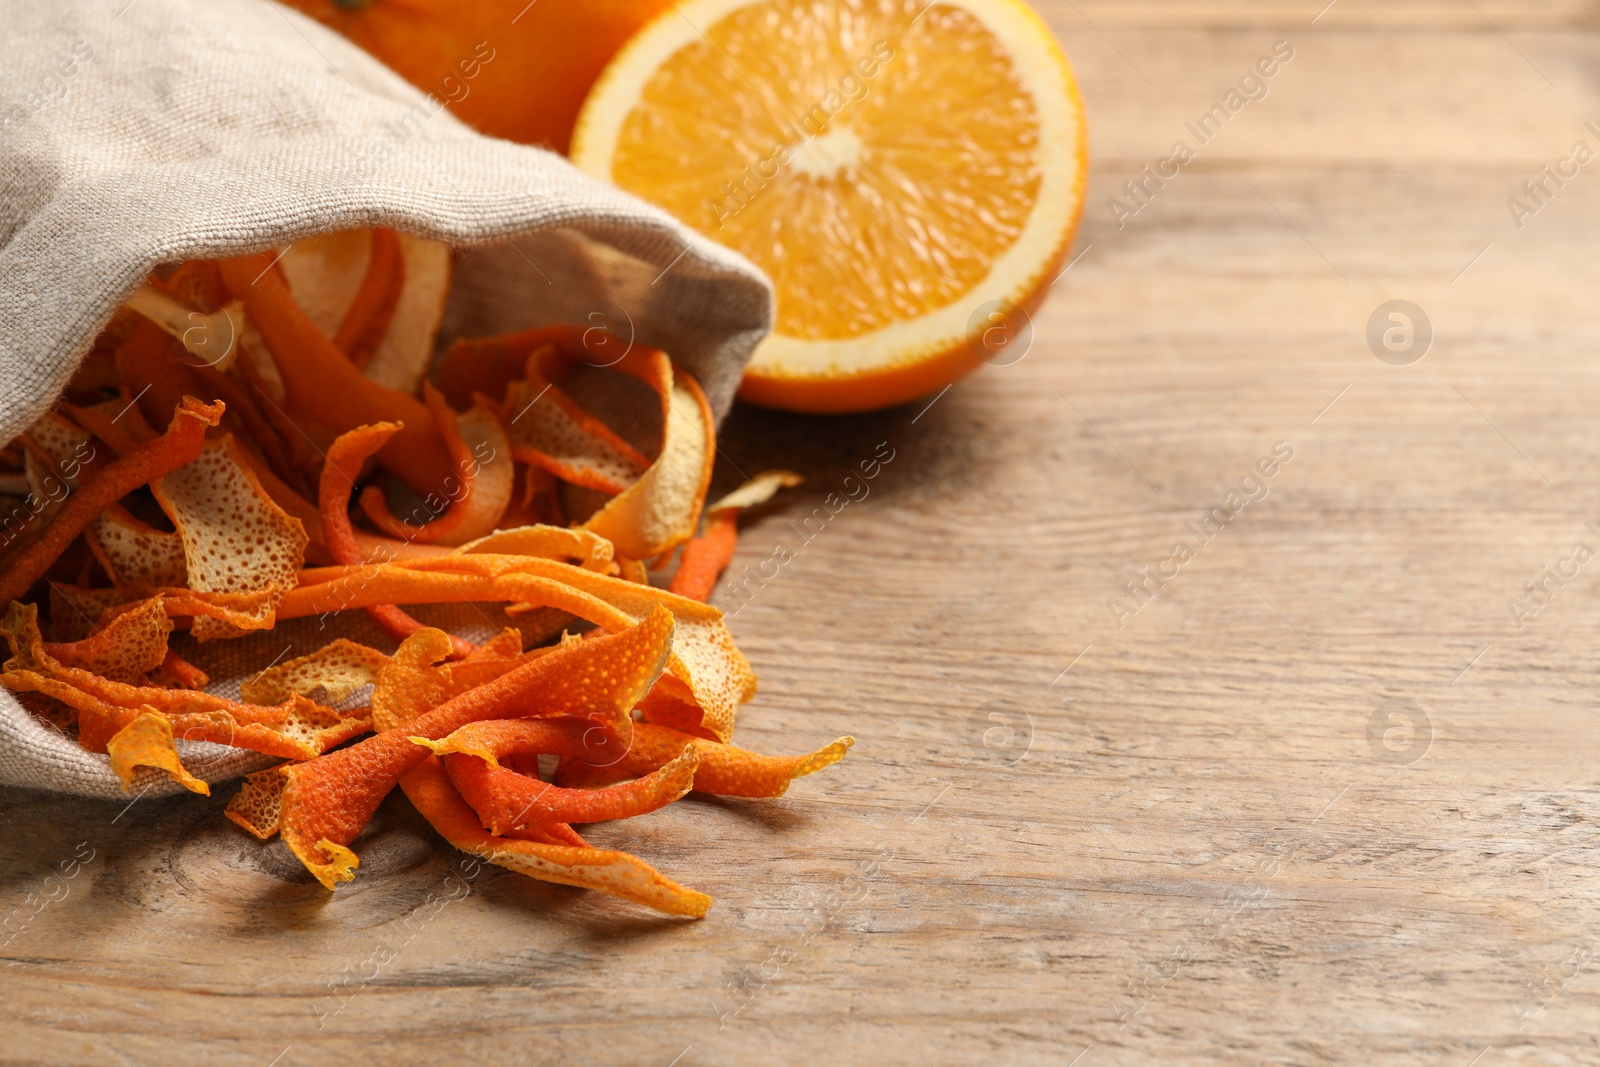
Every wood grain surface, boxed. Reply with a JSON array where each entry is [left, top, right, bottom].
[[6, 2, 1600, 1064]]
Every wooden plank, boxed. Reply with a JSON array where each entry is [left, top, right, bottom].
[[7, 9, 1600, 1067]]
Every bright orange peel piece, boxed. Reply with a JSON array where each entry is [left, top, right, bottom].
[[275, 608, 673, 888], [105, 708, 211, 795]]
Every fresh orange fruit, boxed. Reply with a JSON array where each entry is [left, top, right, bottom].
[[571, 0, 1086, 414], [277, 0, 671, 153]]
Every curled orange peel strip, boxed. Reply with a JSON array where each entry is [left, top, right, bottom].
[[106, 708, 210, 795], [400, 754, 710, 918], [0, 396, 222, 607], [278, 554, 754, 740], [416, 729, 698, 832], [48, 584, 278, 643], [333, 226, 404, 368], [576, 351, 716, 562], [275, 608, 673, 889], [358, 389, 513, 547], [43, 595, 172, 684], [218, 252, 453, 498], [503, 370, 649, 495], [559, 721, 854, 799], [319, 421, 473, 656]]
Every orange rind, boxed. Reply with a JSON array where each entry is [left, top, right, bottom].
[[106, 709, 210, 795]]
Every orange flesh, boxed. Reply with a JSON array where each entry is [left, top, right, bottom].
[[608, 0, 1042, 341]]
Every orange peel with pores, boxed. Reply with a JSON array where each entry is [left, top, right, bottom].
[[0, 602, 368, 759], [240, 638, 390, 706], [225, 766, 288, 840], [275, 608, 673, 889], [0, 396, 222, 607], [358, 388, 513, 547], [47, 584, 279, 643], [318, 421, 473, 657], [441, 741, 695, 832], [559, 720, 854, 799], [85, 505, 188, 588], [151, 435, 309, 639], [277, 553, 754, 740], [455, 524, 617, 573], [503, 370, 649, 495], [572, 348, 716, 562], [105, 709, 210, 795], [399, 754, 710, 918], [43, 595, 172, 684]]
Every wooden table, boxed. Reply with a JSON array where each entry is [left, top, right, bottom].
[[7, 2, 1600, 1063]]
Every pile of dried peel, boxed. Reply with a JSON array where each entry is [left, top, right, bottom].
[[0, 228, 846, 917]]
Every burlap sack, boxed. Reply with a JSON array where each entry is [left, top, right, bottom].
[[0, 0, 774, 797]]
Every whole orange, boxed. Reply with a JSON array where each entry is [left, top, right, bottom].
[[277, 0, 672, 154]]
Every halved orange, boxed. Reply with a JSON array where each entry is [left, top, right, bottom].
[[571, 0, 1086, 414]]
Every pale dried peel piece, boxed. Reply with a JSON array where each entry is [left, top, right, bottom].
[[152, 435, 308, 639], [23, 412, 93, 497], [279, 554, 754, 740], [85, 505, 187, 587], [44, 596, 172, 684], [579, 352, 715, 561], [456, 524, 616, 573], [366, 234, 451, 395], [503, 374, 649, 494], [225, 766, 287, 839], [709, 470, 805, 515], [241, 639, 390, 706], [279, 230, 450, 396], [275, 611, 673, 887], [400, 755, 710, 917], [105, 708, 210, 795]]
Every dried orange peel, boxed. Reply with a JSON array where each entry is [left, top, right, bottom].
[[106, 709, 211, 795], [278, 553, 753, 740], [0, 396, 221, 607], [558, 720, 853, 799], [400, 755, 711, 917], [151, 435, 308, 639], [418, 731, 699, 832], [275, 608, 672, 888], [7, 239, 852, 918], [670, 471, 803, 601]]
